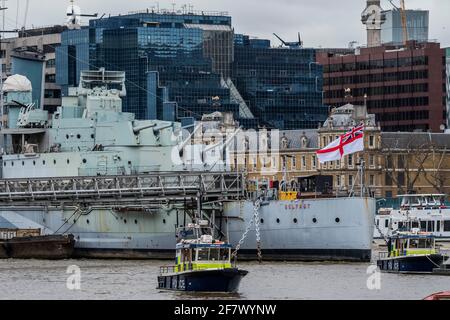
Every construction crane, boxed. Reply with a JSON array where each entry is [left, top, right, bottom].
[[389, 0, 408, 45], [399, 0, 408, 45]]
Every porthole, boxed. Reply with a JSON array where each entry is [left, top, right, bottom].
[[11, 162, 14, 167], [260, 218, 264, 224], [82, 159, 87, 164], [124, 219, 127, 224], [276, 218, 280, 224], [53, 160, 56, 165], [91, 134, 94, 139], [313, 218, 318, 224], [86, 219, 90, 224], [335, 218, 341, 223], [67, 159, 70, 164], [66, 134, 69, 139], [33, 161, 36, 166], [163, 219, 166, 224], [77, 134, 81, 139], [22, 161, 25, 166], [3, 162, 5, 167], [293, 218, 298, 224], [43, 160, 46, 165], [134, 220, 138, 225]]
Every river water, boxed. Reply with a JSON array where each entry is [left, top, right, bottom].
[[1, 253, 449, 300]]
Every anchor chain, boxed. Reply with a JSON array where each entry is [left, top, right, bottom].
[[232, 198, 263, 263]]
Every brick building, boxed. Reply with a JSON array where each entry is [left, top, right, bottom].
[[317, 42, 447, 132]]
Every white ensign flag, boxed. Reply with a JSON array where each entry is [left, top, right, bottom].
[[316, 124, 365, 164]]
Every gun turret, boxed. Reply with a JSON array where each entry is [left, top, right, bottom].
[[133, 123, 158, 134], [153, 123, 174, 134]]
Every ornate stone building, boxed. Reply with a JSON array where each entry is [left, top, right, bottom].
[[231, 103, 450, 199]]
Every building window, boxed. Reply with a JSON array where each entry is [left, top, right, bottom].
[[370, 175, 375, 186], [348, 155, 354, 167], [337, 175, 341, 187], [369, 135, 375, 148], [292, 156, 297, 170], [312, 156, 317, 169], [301, 156, 306, 169], [369, 154, 375, 167], [444, 221, 450, 232], [385, 173, 393, 186], [349, 175, 354, 187]]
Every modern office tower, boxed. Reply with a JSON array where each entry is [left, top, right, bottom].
[[233, 35, 328, 129], [381, 9, 429, 44], [57, 10, 241, 122], [317, 42, 446, 132]]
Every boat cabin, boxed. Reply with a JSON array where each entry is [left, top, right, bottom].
[[173, 238, 232, 273], [399, 194, 447, 210], [388, 231, 438, 258]]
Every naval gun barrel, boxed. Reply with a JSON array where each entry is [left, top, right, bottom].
[[153, 123, 174, 133], [133, 123, 158, 134], [178, 125, 203, 152]]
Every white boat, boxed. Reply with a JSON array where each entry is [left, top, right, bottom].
[[375, 194, 450, 240]]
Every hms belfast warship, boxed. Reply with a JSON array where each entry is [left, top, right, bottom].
[[0, 69, 375, 261]]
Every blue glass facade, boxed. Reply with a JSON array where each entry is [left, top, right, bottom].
[[56, 11, 327, 129], [56, 28, 90, 96], [381, 10, 429, 44], [233, 36, 327, 129]]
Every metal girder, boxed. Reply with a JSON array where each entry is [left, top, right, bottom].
[[0, 172, 246, 206]]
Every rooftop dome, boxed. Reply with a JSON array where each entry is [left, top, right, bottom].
[[2, 74, 32, 92]]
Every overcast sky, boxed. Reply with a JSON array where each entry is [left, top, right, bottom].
[[2, 0, 450, 47]]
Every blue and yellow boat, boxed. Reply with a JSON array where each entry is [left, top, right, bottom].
[[158, 226, 248, 293], [377, 231, 448, 274]]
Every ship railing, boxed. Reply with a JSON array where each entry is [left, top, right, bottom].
[[159, 264, 195, 274], [378, 251, 390, 259]]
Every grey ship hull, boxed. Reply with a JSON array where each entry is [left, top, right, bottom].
[[0, 197, 375, 261]]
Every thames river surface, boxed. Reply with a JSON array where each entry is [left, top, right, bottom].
[[1, 250, 450, 300]]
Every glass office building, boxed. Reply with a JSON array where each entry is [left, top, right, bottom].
[[56, 10, 327, 129], [57, 10, 238, 121], [233, 35, 327, 129], [381, 9, 429, 44]]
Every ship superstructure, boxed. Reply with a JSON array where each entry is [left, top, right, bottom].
[[0, 69, 376, 261]]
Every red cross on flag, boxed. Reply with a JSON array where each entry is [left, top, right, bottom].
[[316, 124, 365, 164]]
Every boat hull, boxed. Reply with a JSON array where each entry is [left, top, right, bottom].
[[0, 235, 75, 260], [157, 268, 248, 293], [377, 254, 447, 273], [0, 197, 375, 261]]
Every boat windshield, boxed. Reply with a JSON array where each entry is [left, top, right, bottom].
[[196, 248, 230, 262], [409, 238, 434, 249]]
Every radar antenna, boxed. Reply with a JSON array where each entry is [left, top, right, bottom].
[[66, 0, 98, 30]]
